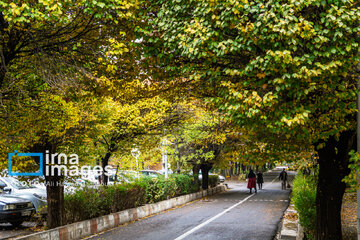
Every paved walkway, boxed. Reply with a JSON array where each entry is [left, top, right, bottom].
[[86, 169, 295, 240]]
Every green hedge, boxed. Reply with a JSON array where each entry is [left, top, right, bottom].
[[64, 174, 201, 223], [64, 182, 146, 224], [172, 174, 198, 195], [291, 173, 317, 240], [192, 174, 201, 192], [209, 175, 219, 188], [142, 176, 178, 203]]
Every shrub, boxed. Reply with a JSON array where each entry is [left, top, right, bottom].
[[343, 150, 359, 192], [238, 173, 246, 181], [192, 174, 201, 192], [172, 174, 195, 195], [64, 182, 146, 224], [64, 174, 199, 223], [291, 173, 316, 240], [208, 175, 219, 188], [142, 176, 178, 203]]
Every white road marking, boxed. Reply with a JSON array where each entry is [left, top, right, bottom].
[[174, 176, 278, 240], [174, 193, 254, 240]]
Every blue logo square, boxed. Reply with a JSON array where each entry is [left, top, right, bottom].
[[8, 151, 43, 176]]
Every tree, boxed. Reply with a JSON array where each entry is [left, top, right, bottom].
[[140, 0, 360, 239], [166, 104, 236, 189], [1, 88, 83, 227], [0, 0, 139, 228], [0, 0, 137, 89], [93, 96, 185, 185]]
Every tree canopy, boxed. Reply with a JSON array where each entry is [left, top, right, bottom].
[[139, 0, 360, 239], [0, 0, 359, 238], [141, 0, 359, 145]]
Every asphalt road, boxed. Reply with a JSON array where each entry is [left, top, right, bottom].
[[87, 168, 295, 240]]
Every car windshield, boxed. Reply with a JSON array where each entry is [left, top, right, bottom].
[[3, 177, 34, 190]]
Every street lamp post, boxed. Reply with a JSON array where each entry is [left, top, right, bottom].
[[162, 139, 168, 179], [131, 147, 140, 172], [163, 149, 168, 179]]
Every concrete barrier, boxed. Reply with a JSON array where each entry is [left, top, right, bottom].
[[275, 204, 299, 240], [16, 185, 226, 240]]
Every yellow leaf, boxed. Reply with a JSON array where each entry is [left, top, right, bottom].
[[257, 73, 266, 79]]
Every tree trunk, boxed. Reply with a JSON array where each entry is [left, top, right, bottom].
[[45, 146, 64, 228], [201, 167, 209, 190], [200, 164, 212, 190], [192, 164, 200, 191], [45, 175, 64, 228], [29, 142, 65, 229], [192, 164, 200, 175], [114, 165, 119, 183], [315, 130, 355, 240], [101, 151, 111, 185]]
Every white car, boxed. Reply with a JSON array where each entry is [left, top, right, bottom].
[[0, 189, 36, 226], [140, 170, 161, 178], [0, 177, 47, 213], [157, 169, 173, 176], [198, 172, 225, 183]]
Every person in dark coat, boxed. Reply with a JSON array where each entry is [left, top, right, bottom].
[[279, 168, 288, 190], [257, 170, 264, 190], [247, 169, 257, 193]]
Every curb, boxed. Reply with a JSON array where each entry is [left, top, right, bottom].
[[275, 203, 301, 240], [15, 185, 226, 240]]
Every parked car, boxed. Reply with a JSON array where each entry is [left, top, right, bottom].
[[93, 171, 137, 185], [198, 172, 225, 183], [140, 170, 160, 178], [118, 170, 141, 182], [0, 177, 47, 214], [0, 188, 36, 226], [157, 169, 173, 176], [28, 176, 46, 190], [109, 172, 136, 184]]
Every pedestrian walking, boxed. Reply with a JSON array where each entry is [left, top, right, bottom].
[[247, 169, 257, 193], [257, 170, 264, 190], [279, 168, 288, 190]]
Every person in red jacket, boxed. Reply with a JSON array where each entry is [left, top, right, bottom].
[[247, 169, 257, 194]]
